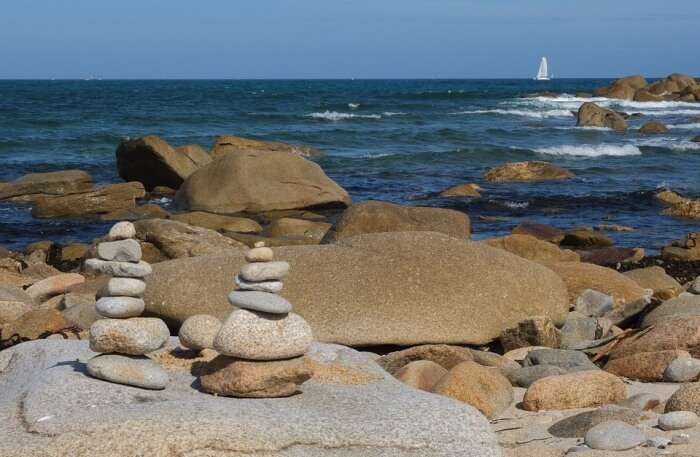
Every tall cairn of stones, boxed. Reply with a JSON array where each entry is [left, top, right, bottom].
[[199, 242, 314, 397], [84, 221, 170, 390]]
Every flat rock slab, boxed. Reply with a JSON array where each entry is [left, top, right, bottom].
[[0, 339, 500, 457]]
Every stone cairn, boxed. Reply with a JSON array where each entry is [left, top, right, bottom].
[[198, 242, 314, 398], [84, 221, 170, 390]]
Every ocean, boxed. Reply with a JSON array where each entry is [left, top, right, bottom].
[[1, 79, 699, 251]]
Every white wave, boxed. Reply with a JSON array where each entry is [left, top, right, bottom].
[[553, 126, 611, 131], [667, 123, 700, 130], [362, 152, 394, 159], [307, 111, 381, 121], [348, 103, 360, 109], [382, 111, 407, 117], [453, 109, 573, 118], [503, 201, 530, 209], [515, 95, 700, 117], [535, 144, 642, 157], [636, 138, 700, 151]]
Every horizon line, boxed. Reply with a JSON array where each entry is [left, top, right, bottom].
[[0, 76, 687, 81]]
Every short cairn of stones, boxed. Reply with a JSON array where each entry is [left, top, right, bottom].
[[84, 221, 170, 390], [199, 242, 314, 398]]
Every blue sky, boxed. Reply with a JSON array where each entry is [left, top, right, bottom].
[[1, 0, 698, 79]]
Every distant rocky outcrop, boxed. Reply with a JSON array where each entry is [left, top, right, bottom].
[[576, 102, 627, 130], [484, 161, 574, 182], [595, 73, 699, 102]]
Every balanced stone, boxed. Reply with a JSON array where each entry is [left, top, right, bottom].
[[100, 277, 146, 298], [213, 309, 312, 360], [95, 296, 145, 318], [658, 411, 699, 430], [86, 354, 169, 390], [228, 290, 292, 314], [97, 239, 142, 262], [234, 275, 283, 294], [85, 258, 152, 278], [107, 221, 136, 240], [245, 246, 274, 263], [178, 314, 221, 350], [239, 261, 289, 282], [89, 318, 169, 355], [584, 420, 645, 450]]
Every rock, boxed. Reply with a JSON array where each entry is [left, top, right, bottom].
[[604, 350, 690, 381], [439, 183, 481, 198], [62, 295, 101, 330], [504, 365, 567, 387], [672, 433, 690, 444], [603, 295, 652, 326], [642, 295, 700, 327], [560, 313, 611, 349], [618, 393, 660, 412], [116, 136, 211, 190], [89, 318, 169, 355], [245, 246, 274, 262], [60, 243, 90, 264], [584, 420, 645, 451], [268, 218, 332, 244], [224, 232, 320, 248], [134, 218, 246, 259], [691, 276, 700, 294], [107, 221, 136, 240], [177, 314, 221, 350], [595, 75, 648, 96], [666, 383, 700, 414], [377, 345, 475, 375], [228, 290, 292, 314], [234, 275, 283, 294], [432, 361, 513, 418], [484, 161, 574, 182], [503, 346, 549, 363], [662, 232, 700, 261], [610, 316, 700, 359], [0, 285, 34, 324], [663, 198, 700, 219], [25, 273, 85, 303], [634, 89, 664, 102], [665, 357, 700, 382], [394, 360, 448, 391], [467, 349, 519, 371], [0, 169, 92, 202], [145, 232, 570, 346], [100, 203, 170, 222], [325, 200, 470, 242], [484, 234, 579, 263], [95, 297, 145, 318], [99, 278, 146, 298], [523, 348, 598, 371], [200, 355, 313, 398], [656, 189, 688, 206], [87, 354, 169, 390], [561, 228, 613, 248], [21, 263, 61, 281], [576, 102, 627, 130], [210, 134, 323, 159], [31, 182, 145, 218], [522, 370, 626, 411], [97, 239, 142, 262], [512, 222, 565, 243], [549, 405, 644, 438], [544, 261, 647, 305], [213, 309, 313, 360], [500, 316, 561, 351], [639, 121, 669, 134], [84, 259, 152, 278], [175, 150, 350, 214], [575, 289, 614, 317], [658, 411, 699, 431], [239, 261, 290, 282], [623, 266, 682, 300], [0, 339, 502, 456], [0, 309, 68, 341], [0, 270, 31, 289], [581, 247, 646, 266], [170, 211, 262, 233]]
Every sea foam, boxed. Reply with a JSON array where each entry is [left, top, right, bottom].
[[455, 109, 573, 118], [535, 144, 642, 157], [307, 111, 381, 121]]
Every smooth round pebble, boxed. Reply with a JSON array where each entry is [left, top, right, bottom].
[[228, 290, 291, 314], [245, 247, 274, 263], [178, 314, 221, 350], [658, 411, 699, 431], [95, 296, 145, 318], [239, 261, 289, 282], [97, 239, 142, 262], [107, 221, 136, 240], [100, 277, 146, 297], [584, 420, 645, 451], [89, 318, 169, 355], [664, 357, 700, 382], [234, 275, 283, 294], [85, 258, 152, 278], [87, 354, 168, 389]]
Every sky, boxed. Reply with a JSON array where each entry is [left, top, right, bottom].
[[1, 0, 698, 79]]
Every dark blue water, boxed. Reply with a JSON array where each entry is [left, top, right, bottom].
[[1, 79, 700, 251]]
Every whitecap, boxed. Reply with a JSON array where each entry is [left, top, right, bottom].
[[382, 111, 407, 117], [362, 152, 394, 159], [636, 138, 700, 151], [503, 201, 530, 209], [535, 144, 642, 157], [306, 111, 381, 121], [667, 123, 700, 130], [452, 109, 573, 118], [348, 103, 360, 109]]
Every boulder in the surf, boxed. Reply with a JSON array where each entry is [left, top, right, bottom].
[[484, 161, 574, 182]]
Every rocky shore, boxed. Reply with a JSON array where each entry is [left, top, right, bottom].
[[2, 120, 700, 455]]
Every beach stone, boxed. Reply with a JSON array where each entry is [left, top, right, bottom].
[[646, 436, 671, 449], [62, 298, 102, 330], [97, 239, 142, 262], [100, 203, 170, 222], [175, 149, 351, 213], [99, 278, 146, 298], [325, 200, 470, 242], [394, 360, 448, 391], [577, 102, 627, 129], [25, 273, 85, 303], [0, 309, 68, 341], [31, 182, 145, 218], [560, 313, 610, 349], [89, 318, 169, 355], [213, 309, 312, 360], [658, 411, 699, 431], [522, 370, 625, 411], [580, 246, 645, 265], [95, 297, 145, 319], [549, 405, 644, 438], [484, 161, 574, 182], [200, 355, 313, 398], [60, 243, 90, 263], [584, 420, 644, 450], [639, 121, 669, 134], [690, 276, 700, 294], [107, 221, 136, 240], [672, 433, 690, 444], [666, 383, 700, 415], [618, 393, 661, 412], [234, 275, 283, 294], [377, 344, 474, 375], [171, 211, 262, 233], [145, 232, 570, 346], [500, 316, 561, 351], [503, 345, 549, 362], [245, 246, 274, 262], [432, 361, 513, 418], [641, 294, 700, 327], [84, 258, 152, 278], [575, 289, 614, 317], [609, 316, 700, 359], [605, 349, 690, 381], [484, 234, 579, 263], [523, 348, 598, 371], [603, 295, 652, 326], [504, 364, 567, 388], [87, 354, 169, 390], [665, 357, 700, 382], [0, 169, 92, 202], [178, 314, 221, 350], [228, 290, 292, 314], [624, 266, 682, 300], [0, 285, 34, 324], [512, 222, 565, 243], [239, 261, 290, 282]]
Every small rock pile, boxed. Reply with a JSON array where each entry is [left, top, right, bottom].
[[199, 242, 314, 397], [84, 221, 170, 390]]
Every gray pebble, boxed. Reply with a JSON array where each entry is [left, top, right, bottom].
[[584, 420, 645, 451], [100, 277, 146, 297], [87, 354, 168, 389], [228, 290, 291, 314], [664, 357, 700, 382], [107, 221, 136, 240], [178, 314, 221, 350], [95, 296, 145, 318], [85, 258, 152, 278], [97, 239, 142, 262], [234, 275, 283, 294], [239, 261, 289, 282], [658, 411, 699, 431]]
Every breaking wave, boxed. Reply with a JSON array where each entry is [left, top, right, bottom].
[[306, 111, 382, 121], [535, 144, 642, 157], [454, 109, 573, 118]]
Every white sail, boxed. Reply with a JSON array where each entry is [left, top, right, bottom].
[[535, 57, 550, 81]]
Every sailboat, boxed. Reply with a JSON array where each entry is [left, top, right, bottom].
[[534, 57, 552, 81]]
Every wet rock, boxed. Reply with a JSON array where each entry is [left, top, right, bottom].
[[562, 228, 613, 248], [439, 183, 481, 198], [0, 170, 92, 202], [209, 134, 323, 159], [639, 121, 669, 134], [484, 161, 574, 182], [576, 102, 627, 130], [512, 222, 565, 243]]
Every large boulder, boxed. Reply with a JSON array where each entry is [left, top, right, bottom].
[[484, 161, 574, 182], [0, 339, 501, 457], [623, 266, 682, 300], [116, 136, 212, 191], [576, 102, 627, 130], [594, 76, 647, 100], [641, 294, 700, 327], [175, 150, 350, 214], [484, 234, 579, 263], [145, 231, 570, 346], [0, 170, 92, 202], [639, 121, 669, 134], [609, 316, 700, 360], [324, 200, 470, 242], [134, 219, 246, 259], [544, 262, 647, 305], [31, 182, 145, 218], [210, 135, 323, 159]]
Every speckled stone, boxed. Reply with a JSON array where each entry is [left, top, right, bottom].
[[89, 318, 169, 355], [228, 290, 291, 314], [658, 411, 699, 430], [95, 296, 145, 318], [97, 239, 142, 262], [245, 247, 274, 263], [178, 314, 221, 350], [87, 354, 168, 389], [239, 261, 289, 282], [664, 357, 700, 382], [85, 258, 152, 278], [100, 278, 146, 298], [584, 420, 644, 450], [234, 275, 283, 294], [107, 221, 136, 240]]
